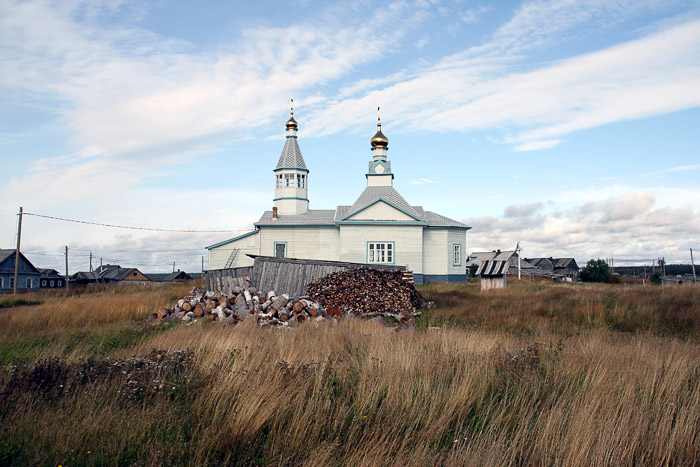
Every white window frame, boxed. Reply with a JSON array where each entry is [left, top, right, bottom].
[[58, 280, 63, 287], [50, 280, 54, 287], [42, 280, 47, 287], [453, 244, 462, 266], [367, 242, 394, 264]]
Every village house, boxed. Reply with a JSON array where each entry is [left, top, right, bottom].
[[465, 249, 575, 281], [148, 271, 193, 283], [526, 257, 580, 280], [0, 249, 41, 294], [206, 108, 471, 285], [39, 269, 65, 289], [95, 265, 151, 285], [71, 265, 151, 286]]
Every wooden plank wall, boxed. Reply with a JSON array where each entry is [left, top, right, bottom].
[[250, 256, 405, 296], [205, 267, 252, 293]]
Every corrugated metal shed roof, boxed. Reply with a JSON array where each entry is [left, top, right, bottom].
[[275, 136, 307, 170], [466, 250, 516, 267], [526, 258, 579, 270], [476, 260, 509, 276]]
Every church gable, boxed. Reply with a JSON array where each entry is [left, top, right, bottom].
[[345, 200, 416, 221]]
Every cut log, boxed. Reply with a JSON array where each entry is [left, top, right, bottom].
[[326, 306, 342, 319], [181, 301, 192, 312], [270, 295, 289, 311], [293, 301, 305, 313]]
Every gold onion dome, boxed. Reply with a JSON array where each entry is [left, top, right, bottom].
[[371, 106, 388, 148], [286, 97, 298, 129]]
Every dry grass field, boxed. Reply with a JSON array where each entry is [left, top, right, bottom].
[[1, 280, 698, 466]]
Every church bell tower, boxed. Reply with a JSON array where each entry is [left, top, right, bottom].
[[274, 98, 309, 215]]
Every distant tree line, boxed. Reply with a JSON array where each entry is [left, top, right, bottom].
[[579, 259, 670, 284]]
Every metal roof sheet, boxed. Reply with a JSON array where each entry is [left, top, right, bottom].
[[424, 211, 471, 229], [476, 260, 509, 276], [256, 209, 337, 225], [343, 186, 424, 221], [275, 136, 307, 170]]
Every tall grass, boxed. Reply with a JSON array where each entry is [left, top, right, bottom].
[[0, 281, 698, 465], [0, 282, 196, 364], [421, 280, 700, 337]]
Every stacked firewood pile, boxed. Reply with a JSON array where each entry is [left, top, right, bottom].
[[150, 286, 332, 328], [150, 267, 424, 327], [306, 267, 421, 316]]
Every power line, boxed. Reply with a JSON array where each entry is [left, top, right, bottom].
[[71, 248, 205, 253], [24, 212, 252, 233]]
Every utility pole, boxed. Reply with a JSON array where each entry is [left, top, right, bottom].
[[515, 242, 521, 280], [662, 257, 666, 276], [89, 252, 93, 272], [691, 248, 697, 283], [172, 262, 175, 273], [65, 246, 69, 290], [13, 207, 23, 295], [201, 256, 204, 274]]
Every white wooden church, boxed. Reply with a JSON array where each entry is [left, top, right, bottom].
[[206, 106, 470, 284]]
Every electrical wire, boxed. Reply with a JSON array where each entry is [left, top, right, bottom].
[[24, 212, 252, 233]]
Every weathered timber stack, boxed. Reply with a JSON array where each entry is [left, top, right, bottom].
[[306, 267, 422, 318], [152, 267, 424, 328], [149, 287, 246, 325]]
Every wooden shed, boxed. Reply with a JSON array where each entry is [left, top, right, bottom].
[[476, 260, 509, 291]]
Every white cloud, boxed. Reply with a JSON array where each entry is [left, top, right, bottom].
[[464, 189, 700, 263], [409, 178, 436, 185]]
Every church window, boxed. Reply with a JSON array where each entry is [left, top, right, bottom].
[[277, 175, 283, 188], [453, 244, 462, 266], [368, 242, 394, 264], [301, 174, 306, 188], [274, 242, 287, 258]]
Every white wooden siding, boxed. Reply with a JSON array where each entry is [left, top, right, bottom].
[[339, 225, 424, 274], [208, 233, 260, 270], [260, 226, 340, 261], [447, 229, 467, 275], [422, 229, 448, 275]]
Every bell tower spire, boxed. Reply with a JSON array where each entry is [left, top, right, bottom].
[[274, 98, 309, 215], [366, 106, 393, 186]]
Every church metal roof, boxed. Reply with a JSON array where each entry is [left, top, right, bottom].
[[342, 186, 424, 221], [424, 211, 471, 229], [275, 136, 307, 170], [256, 209, 336, 225]]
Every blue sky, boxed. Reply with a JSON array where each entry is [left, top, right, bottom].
[[1, 0, 699, 273]]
